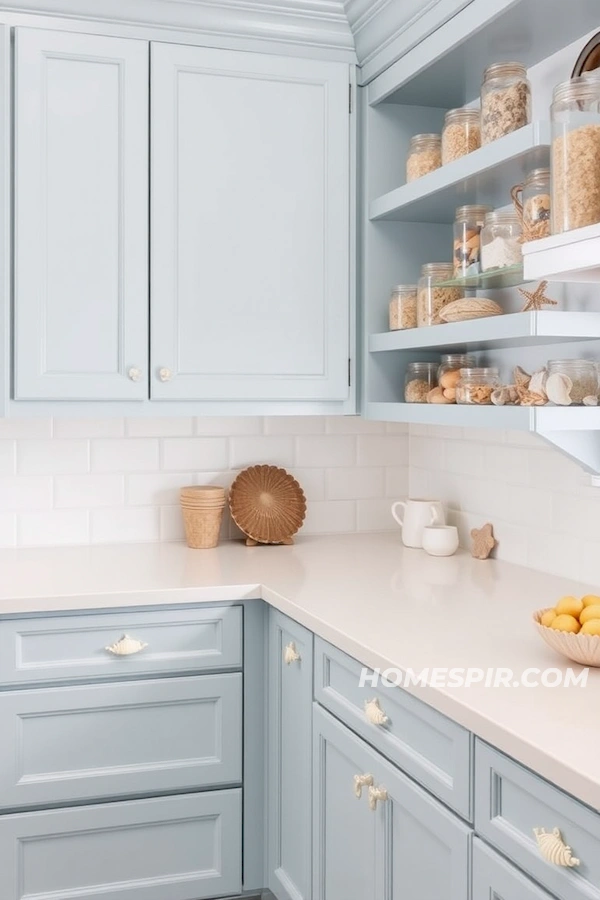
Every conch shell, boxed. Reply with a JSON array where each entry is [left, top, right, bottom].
[[546, 373, 573, 406], [533, 827, 580, 868], [491, 385, 519, 406]]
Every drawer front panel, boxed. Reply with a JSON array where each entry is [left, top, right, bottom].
[[0, 673, 242, 807], [0, 789, 242, 900], [475, 741, 600, 900], [0, 605, 242, 683], [473, 838, 556, 900], [314, 638, 472, 818]]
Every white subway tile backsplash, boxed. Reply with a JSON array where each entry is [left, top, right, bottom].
[[0, 475, 53, 510], [265, 416, 325, 434], [0, 512, 16, 546], [326, 417, 385, 434], [0, 419, 52, 440], [288, 468, 326, 501], [18, 510, 89, 546], [0, 442, 15, 475], [126, 418, 194, 438], [92, 439, 159, 473], [126, 473, 191, 507], [326, 467, 384, 500], [302, 500, 356, 534], [159, 506, 187, 542], [195, 417, 263, 435], [162, 438, 229, 472], [385, 465, 409, 498], [230, 436, 295, 469], [356, 497, 396, 532], [358, 434, 408, 467], [295, 435, 355, 468], [17, 440, 89, 476], [53, 418, 125, 438], [91, 507, 160, 544], [55, 475, 124, 509]]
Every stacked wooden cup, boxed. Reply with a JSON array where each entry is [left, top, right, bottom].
[[179, 485, 226, 549]]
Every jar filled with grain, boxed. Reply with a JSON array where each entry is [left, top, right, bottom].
[[405, 362, 438, 403], [547, 360, 598, 405], [453, 205, 491, 277], [441, 107, 481, 164], [456, 367, 500, 405], [417, 263, 462, 326], [522, 167, 551, 240], [480, 209, 523, 271], [406, 133, 442, 183], [389, 284, 418, 330], [551, 76, 600, 233], [481, 62, 531, 145], [437, 354, 476, 403]]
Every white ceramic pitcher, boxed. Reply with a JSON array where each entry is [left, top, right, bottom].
[[391, 498, 445, 548]]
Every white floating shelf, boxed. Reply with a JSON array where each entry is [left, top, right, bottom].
[[365, 402, 600, 433], [369, 312, 600, 353], [523, 222, 600, 282], [369, 123, 550, 224]]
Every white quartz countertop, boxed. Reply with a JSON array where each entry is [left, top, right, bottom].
[[0, 532, 598, 809]]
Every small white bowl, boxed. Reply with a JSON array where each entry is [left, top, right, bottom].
[[422, 524, 459, 557], [533, 607, 600, 667]]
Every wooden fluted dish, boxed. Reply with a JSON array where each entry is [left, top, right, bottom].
[[229, 465, 306, 546]]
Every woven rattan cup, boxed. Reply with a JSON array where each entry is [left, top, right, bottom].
[[180, 485, 226, 548]]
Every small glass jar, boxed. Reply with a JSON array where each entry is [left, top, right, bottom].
[[406, 133, 442, 183], [551, 76, 600, 233], [522, 167, 551, 240], [442, 107, 481, 164], [481, 62, 531, 145], [453, 205, 491, 277], [417, 263, 461, 326], [437, 354, 476, 403], [547, 359, 598, 405], [389, 284, 417, 330], [456, 367, 500, 405], [405, 362, 438, 403], [480, 209, 523, 271]]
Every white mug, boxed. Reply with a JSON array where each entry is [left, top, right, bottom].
[[391, 499, 445, 548], [422, 524, 459, 557]]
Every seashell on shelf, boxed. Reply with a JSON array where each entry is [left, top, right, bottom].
[[533, 828, 580, 868], [513, 366, 531, 390], [529, 368, 548, 400], [546, 372, 573, 406], [583, 395, 599, 406], [438, 297, 503, 323], [229, 465, 306, 546]]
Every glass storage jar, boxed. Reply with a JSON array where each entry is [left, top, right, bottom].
[[417, 263, 461, 326], [405, 362, 438, 403], [389, 284, 418, 330], [547, 359, 598, 405], [551, 76, 600, 233], [456, 367, 500, 405], [480, 209, 523, 271], [406, 133, 442, 183], [481, 62, 531, 145], [453, 205, 491, 277], [522, 167, 551, 240], [441, 107, 481, 164]]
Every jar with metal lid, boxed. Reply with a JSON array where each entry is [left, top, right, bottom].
[[417, 263, 461, 326], [551, 76, 600, 233], [456, 367, 500, 405], [453, 205, 491, 277], [481, 62, 531, 144], [480, 209, 523, 271], [406, 133, 442, 183], [405, 362, 438, 403], [547, 359, 598, 405], [389, 284, 417, 330], [522, 167, 551, 240], [442, 108, 481, 164]]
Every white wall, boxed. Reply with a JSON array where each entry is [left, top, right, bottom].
[[0, 417, 408, 547]]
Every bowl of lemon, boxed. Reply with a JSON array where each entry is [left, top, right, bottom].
[[534, 595, 600, 666]]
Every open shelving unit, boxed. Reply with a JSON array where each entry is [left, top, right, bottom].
[[360, 0, 600, 476]]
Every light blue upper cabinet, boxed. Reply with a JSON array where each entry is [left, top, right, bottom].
[[14, 28, 149, 401], [150, 43, 351, 403]]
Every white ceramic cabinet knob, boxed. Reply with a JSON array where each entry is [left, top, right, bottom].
[[158, 367, 172, 383], [128, 367, 142, 382]]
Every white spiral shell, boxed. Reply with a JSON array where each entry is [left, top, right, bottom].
[[364, 698, 390, 726], [533, 827, 580, 867]]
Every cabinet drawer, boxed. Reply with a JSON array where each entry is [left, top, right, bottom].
[[475, 740, 600, 900], [0, 605, 242, 683], [314, 638, 472, 818], [0, 789, 242, 900], [473, 838, 556, 900], [0, 673, 242, 808]]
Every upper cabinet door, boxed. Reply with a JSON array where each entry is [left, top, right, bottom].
[[14, 29, 149, 401], [151, 44, 350, 402]]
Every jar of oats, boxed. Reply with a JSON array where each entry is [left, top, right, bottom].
[[481, 62, 531, 145], [389, 284, 418, 330], [522, 167, 551, 240], [417, 263, 462, 326], [406, 133, 442, 182], [551, 76, 600, 233], [456, 367, 500, 405], [453, 205, 491, 277], [405, 362, 438, 403], [442, 107, 481, 164]]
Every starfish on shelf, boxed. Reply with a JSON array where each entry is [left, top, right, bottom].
[[470, 523, 497, 560], [518, 280, 558, 312]]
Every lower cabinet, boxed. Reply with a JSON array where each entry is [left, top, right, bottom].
[[312, 705, 471, 900], [473, 838, 556, 900], [0, 789, 242, 900]]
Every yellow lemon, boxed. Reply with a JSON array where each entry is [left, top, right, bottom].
[[555, 596, 584, 618], [540, 609, 557, 627], [580, 604, 600, 625], [582, 594, 600, 608], [550, 614, 581, 633], [581, 620, 600, 636]]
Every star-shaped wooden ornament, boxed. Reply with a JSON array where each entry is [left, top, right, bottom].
[[518, 280, 558, 312], [470, 523, 497, 560]]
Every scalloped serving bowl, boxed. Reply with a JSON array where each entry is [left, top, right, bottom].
[[229, 465, 306, 545], [533, 607, 600, 667]]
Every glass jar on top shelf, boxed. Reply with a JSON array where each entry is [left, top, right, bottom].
[[551, 76, 600, 234], [480, 209, 522, 271], [481, 62, 531, 145], [522, 167, 551, 240], [406, 133, 442, 183], [453, 205, 491, 277], [389, 284, 418, 330], [441, 107, 481, 164], [456, 367, 501, 405], [417, 263, 461, 326], [405, 362, 438, 403]]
